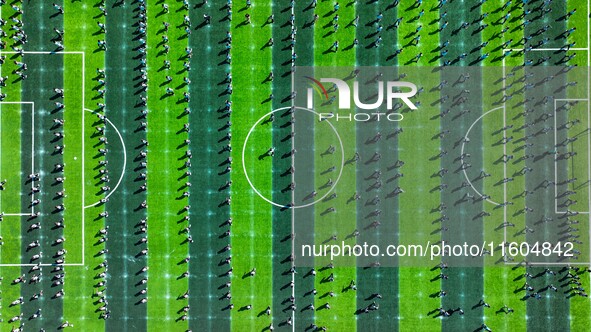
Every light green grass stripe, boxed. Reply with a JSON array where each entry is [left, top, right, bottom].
[[230, 2, 274, 331], [566, 97, 589, 261], [562, 34, 590, 215], [145, 3, 190, 331], [396, 4, 443, 331], [564, 60, 589, 332], [62, 1, 106, 329], [63, 52, 84, 265], [566, 1, 591, 329], [564, 80, 589, 214], [0, 50, 22, 328], [312, 1, 357, 331], [481, 2, 527, 330], [566, 100, 590, 211]]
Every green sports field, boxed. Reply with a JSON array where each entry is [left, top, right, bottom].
[[0, 0, 589, 331]]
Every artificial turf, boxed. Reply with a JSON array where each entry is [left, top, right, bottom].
[[0, 2, 24, 328], [145, 2, 190, 330], [438, 1, 485, 330], [292, 1, 317, 329], [354, 2, 400, 331], [20, 2, 68, 325], [0, 0, 589, 331], [62, 1, 106, 331], [312, 1, 358, 330], [230, 2, 274, 331], [187, 1, 232, 330], [269, 2, 297, 330], [396, 2, 444, 330], [479, 1, 528, 330], [0, 105, 21, 327], [103, 1, 149, 330], [566, 2, 591, 326]]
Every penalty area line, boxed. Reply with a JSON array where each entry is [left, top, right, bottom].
[[82, 109, 127, 209]]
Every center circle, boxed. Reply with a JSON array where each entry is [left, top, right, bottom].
[[241, 106, 345, 208]]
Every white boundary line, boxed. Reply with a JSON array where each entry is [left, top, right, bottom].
[[0, 0, 87, 268], [82, 51, 85, 267], [32, 101, 35, 214], [554, 98, 558, 214], [290, 4, 295, 332], [553, 99, 590, 214], [0, 51, 86, 267], [0, 102, 2, 213], [82, 109, 126, 209], [242, 108, 345, 208], [0, 263, 84, 267], [501, 34, 591, 266], [587, 0, 591, 282], [524, 262, 591, 266], [0, 102, 35, 215], [461, 106, 504, 206], [0, 51, 84, 55], [501, 64, 508, 249], [504, 48, 589, 51], [0, 18, 2, 213]]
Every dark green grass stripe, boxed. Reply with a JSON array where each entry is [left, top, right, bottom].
[[522, 1, 570, 331], [186, 2, 232, 331], [521, 7, 572, 324], [438, 1, 485, 331], [523, 87, 570, 328], [566, 0, 591, 328], [354, 2, 400, 332], [523, 54, 569, 332], [270, 2, 296, 330], [21, 54, 66, 330], [291, 106, 317, 327], [292, 1, 316, 330], [104, 2, 148, 330], [229, 1, 274, 330], [21, 2, 66, 325], [145, 2, 190, 330], [62, 1, 107, 330]]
